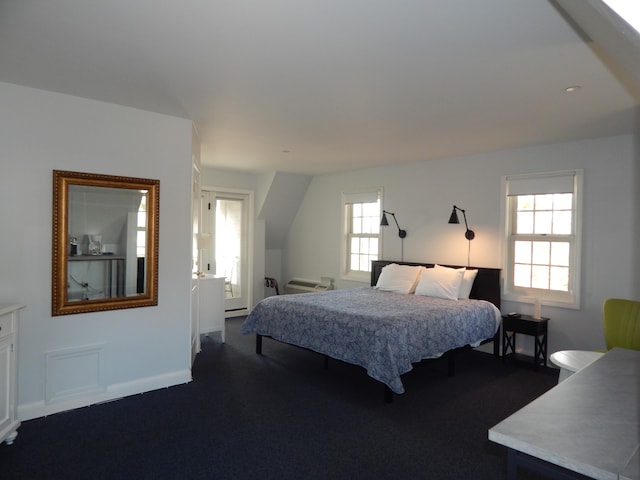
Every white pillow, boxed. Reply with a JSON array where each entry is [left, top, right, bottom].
[[459, 269, 478, 299], [375, 264, 425, 294], [415, 267, 464, 300], [434, 264, 478, 300]]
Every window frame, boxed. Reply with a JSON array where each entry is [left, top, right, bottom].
[[341, 188, 383, 282], [502, 170, 583, 309]]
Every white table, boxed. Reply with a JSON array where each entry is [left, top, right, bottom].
[[489, 348, 640, 480], [550, 350, 605, 382]]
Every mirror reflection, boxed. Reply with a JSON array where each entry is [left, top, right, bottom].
[[52, 170, 159, 316], [67, 185, 148, 301]]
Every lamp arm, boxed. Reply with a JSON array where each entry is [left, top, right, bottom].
[[461, 209, 470, 231], [382, 210, 407, 238], [394, 215, 407, 239], [391, 214, 401, 230], [457, 207, 475, 240]]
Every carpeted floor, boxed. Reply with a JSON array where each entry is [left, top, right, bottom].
[[1, 317, 558, 479]]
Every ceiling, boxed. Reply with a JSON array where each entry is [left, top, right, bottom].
[[1, 0, 639, 175]]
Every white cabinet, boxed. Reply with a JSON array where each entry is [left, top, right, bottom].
[[198, 275, 225, 342], [0, 304, 24, 446], [191, 278, 200, 365]]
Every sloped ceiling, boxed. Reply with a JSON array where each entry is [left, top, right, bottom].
[[258, 172, 312, 249], [0, 0, 638, 175]]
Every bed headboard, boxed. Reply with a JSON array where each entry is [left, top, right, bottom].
[[370, 260, 501, 309]]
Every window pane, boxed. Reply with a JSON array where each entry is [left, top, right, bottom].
[[553, 193, 572, 210], [514, 241, 531, 264], [351, 237, 360, 254], [552, 210, 572, 234], [514, 264, 531, 288], [352, 204, 362, 217], [137, 231, 146, 257], [353, 216, 363, 234], [550, 266, 569, 291], [532, 241, 550, 264], [551, 242, 570, 267], [535, 194, 553, 210], [531, 265, 550, 289], [362, 202, 378, 216], [350, 254, 359, 271], [516, 212, 534, 234], [369, 237, 378, 253], [517, 195, 534, 210], [534, 211, 552, 234], [364, 218, 376, 234]]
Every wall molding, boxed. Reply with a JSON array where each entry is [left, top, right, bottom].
[[19, 369, 192, 421]]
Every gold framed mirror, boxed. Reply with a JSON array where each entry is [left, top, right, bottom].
[[52, 170, 159, 316]]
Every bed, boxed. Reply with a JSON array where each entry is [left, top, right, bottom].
[[241, 260, 502, 401]]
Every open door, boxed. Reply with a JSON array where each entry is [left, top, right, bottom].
[[201, 189, 251, 315]]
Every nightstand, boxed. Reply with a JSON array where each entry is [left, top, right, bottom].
[[502, 314, 549, 371]]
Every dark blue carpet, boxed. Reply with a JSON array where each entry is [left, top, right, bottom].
[[0, 317, 557, 479]]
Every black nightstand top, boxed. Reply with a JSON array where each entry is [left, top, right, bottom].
[[502, 314, 549, 322], [502, 314, 549, 335]]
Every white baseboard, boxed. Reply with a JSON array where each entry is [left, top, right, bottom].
[[18, 369, 192, 421]]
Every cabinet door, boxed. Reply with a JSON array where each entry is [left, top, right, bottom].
[[199, 277, 225, 341], [191, 279, 200, 365], [0, 337, 12, 436]]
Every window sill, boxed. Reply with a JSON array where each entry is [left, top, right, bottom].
[[502, 292, 579, 310], [341, 272, 371, 284]]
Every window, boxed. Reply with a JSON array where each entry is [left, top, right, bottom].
[[342, 189, 382, 280], [136, 193, 147, 258], [503, 171, 582, 308]]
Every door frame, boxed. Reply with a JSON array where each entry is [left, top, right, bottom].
[[202, 185, 254, 317]]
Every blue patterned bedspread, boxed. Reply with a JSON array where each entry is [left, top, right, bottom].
[[241, 287, 501, 394]]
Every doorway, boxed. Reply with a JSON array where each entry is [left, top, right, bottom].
[[201, 189, 252, 315]]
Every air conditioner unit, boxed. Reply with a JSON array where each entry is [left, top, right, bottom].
[[284, 276, 334, 294]]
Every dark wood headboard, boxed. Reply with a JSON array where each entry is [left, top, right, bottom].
[[370, 260, 501, 310]]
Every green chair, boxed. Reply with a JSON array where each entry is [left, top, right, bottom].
[[602, 298, 640, 351]]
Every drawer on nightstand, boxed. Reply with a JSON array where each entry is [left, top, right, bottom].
[[0, 314, 14, 339]]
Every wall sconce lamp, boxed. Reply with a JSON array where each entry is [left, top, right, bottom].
[[380, 210, 407, 238], [448, 205, 475, 240]]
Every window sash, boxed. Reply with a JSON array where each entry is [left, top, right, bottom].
[[503, 171, 582, 308], [342, 190, 382, 279], [346, 203, 380, 274], [509, 235, 575, 292]]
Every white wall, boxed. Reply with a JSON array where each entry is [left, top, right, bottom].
[[0, 83, 194, 419], [284, 134, 640, 356]]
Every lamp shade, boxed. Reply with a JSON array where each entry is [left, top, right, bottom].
[[380, 213, 389, 226], [448, 208, 460, 224]]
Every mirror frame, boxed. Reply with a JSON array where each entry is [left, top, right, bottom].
[[52, 170, 160, 316]]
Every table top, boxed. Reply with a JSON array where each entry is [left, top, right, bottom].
[[489, 348, 640, 480], [550, 350, 605, 373]]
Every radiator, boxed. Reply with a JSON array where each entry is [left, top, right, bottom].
[[284, 277, 334, 294]]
